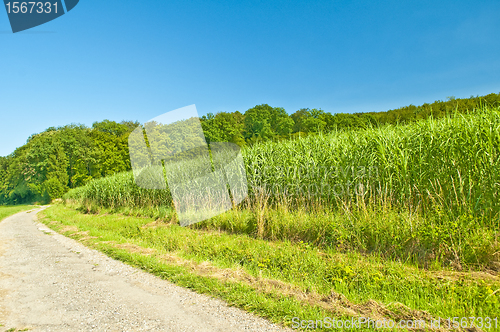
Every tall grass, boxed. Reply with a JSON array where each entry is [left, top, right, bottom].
[[245, 108, 500, 220], [65, 172, 172, 212], [64, 107, 500, 267]]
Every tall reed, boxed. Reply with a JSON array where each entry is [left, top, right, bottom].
[[64, 107, 500, 266]]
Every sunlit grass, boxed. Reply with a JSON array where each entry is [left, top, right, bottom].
[[64, 107, 500, 268], [0, 205, 36, 221]]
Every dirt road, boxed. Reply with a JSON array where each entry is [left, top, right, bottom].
[[0, 208, 289, 332]]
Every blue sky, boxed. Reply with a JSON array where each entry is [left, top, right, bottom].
[[1, 0, 500, 156]]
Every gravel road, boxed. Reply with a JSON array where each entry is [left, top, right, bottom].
[[0, 208, 290, 332]]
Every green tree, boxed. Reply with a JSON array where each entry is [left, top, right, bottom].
[[291, 108, 309, 133], [58, 124, 94, 188], [303, 109, 327, 133], [14, 131, 70, 201], [244, 104, 292, 141], [201, 112, 245, 146]]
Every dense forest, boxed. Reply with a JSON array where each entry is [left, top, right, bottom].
[[1, 92, 500, 204]]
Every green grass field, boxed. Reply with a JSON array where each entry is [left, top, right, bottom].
[[0, 205, 37, 221], [55, 107, 500, 331]]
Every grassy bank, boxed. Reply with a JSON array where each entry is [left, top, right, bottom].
[[0, 205, 37, 221], [40, 204, 500, 331]]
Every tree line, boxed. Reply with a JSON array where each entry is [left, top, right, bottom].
[[201, 92, 500, 145], [1, 92, 499, 204]]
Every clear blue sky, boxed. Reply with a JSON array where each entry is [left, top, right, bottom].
[[1, 0, 500, 156]]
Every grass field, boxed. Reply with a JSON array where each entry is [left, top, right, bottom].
[[57, 107, 500, 330], [0, 205, 37, 221]]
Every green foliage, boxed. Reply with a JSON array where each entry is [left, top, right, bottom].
[[0, 120, 139, 205], [3, 92, 500, 205], [243, 104, 293, 142], [201, 111, 245, 146], [64, 171, 172, 209], [67, 107, 500, 219], [43, 177, 67, 200], [200, 93, 500, 147], [63, 107, 500, 268], [365, 92, 500, 125], [245, 107, 500, 218], [291, 108, 332, 133]]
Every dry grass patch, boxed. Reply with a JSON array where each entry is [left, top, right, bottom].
[[107, 242, 157, 256], [59, 225, 79, 233]]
